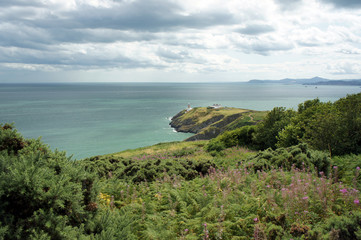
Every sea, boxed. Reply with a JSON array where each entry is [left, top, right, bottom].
[[0, 82, 360, 159]]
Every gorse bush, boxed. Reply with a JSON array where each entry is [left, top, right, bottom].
[[244, 143, 331, 175], [0, 123, 26, 155], [0, 124, 137, 239], [84, 150, 214, 183]]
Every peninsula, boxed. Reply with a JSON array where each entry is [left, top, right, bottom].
[[170, 106, 267, 141]]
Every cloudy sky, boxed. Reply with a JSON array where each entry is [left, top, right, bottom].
[[1, 0, 361, 82]]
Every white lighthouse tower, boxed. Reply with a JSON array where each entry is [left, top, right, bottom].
[[187, 103, 192, 112]]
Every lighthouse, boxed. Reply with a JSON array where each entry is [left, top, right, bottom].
[[187, 103, 192, 112]]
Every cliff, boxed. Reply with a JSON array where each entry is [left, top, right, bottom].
[[170, 107, 267, 141]]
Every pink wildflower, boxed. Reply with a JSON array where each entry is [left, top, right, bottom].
[[302, 196, 309, 200], [354, 199, 360, 204], [340, 188, 348, 194], [357, 166, 360, 170], [253, 217, 258, 222]]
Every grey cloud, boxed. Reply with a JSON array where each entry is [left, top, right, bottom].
[[337, 49, 361, 55], [27, 0, 235, 32], [234, 37, 294, 55], [0, 0, 235, 51], [0, 46, 165, 70], [249, 42, 294, 55], [320, 0, 361, 8], [0, 0, 44, 7], [157, 47, 190, 61], [237, 24, 275, 35]]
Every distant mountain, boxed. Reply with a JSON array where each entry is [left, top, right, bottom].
[[248, 77, 361, 85]]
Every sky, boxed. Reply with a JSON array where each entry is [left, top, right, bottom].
[[1, 0, 361, 82]]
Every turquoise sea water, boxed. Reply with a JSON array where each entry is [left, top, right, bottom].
[[0, 82, 360, 159]]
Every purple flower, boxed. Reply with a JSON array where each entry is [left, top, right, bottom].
[[185, 229, 189, 232], [253, 217, 258, 222], [357, 167, 360, 170], [203, 223, 207, 227], [333, 166, 338, 169], [340, 188, 348, 194], [302, 196, 309, 200], [354, 199, 360, 204]]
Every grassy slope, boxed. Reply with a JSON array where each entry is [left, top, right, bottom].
[[171, 107, 268, 140], [178, 107, 249, 123], [110, 141, 210, 159]]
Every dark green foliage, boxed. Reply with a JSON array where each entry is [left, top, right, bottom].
[[315, 212, 361, 240], [0, 150, 98, 239], [244, 143, 331, 174], [0, 124, 139, 239], [206, 125, 256, 152], [0, 123, 26, 155], [83, 154, 214, 182], [253, 107, 296, 150], [282, 93, 361, 155], [207, 93, 361, 156], [332, 154, 361, 190], [333, 93, 361, 155]]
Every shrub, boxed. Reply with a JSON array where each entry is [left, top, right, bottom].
[[244, 144, 330, 174], [83, 154, 215, 182], [205, 125, 256, 152], [316, 212, 361, 240]]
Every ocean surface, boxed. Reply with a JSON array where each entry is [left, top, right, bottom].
[[0, 82, 360, 159]]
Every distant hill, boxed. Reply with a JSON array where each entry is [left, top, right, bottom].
[[248, 76, 361, 85]]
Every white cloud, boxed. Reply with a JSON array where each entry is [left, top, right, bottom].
[[327, 61, 361, 75], [0, 0, 361, 82]]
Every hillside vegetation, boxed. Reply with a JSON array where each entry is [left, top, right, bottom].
[[170, 107, 267, 141], [1, 93, 361, 239]]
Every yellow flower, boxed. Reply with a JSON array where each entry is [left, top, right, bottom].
[[99, 192, 111, 205], [154, 193, 162, 200]]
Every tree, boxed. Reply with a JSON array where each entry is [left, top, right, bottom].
[[253, 107, 296, 150]]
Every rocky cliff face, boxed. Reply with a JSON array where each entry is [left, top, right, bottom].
[[170, 107, 266, 141]]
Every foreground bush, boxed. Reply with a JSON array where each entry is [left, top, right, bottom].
[[244, 143, 331, 175], [0, 124, 137, 239], [83, 150, 215, 183]]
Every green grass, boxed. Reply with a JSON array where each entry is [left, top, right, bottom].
[[110, 141, 209, 159], [178, 107, 252, 124]]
